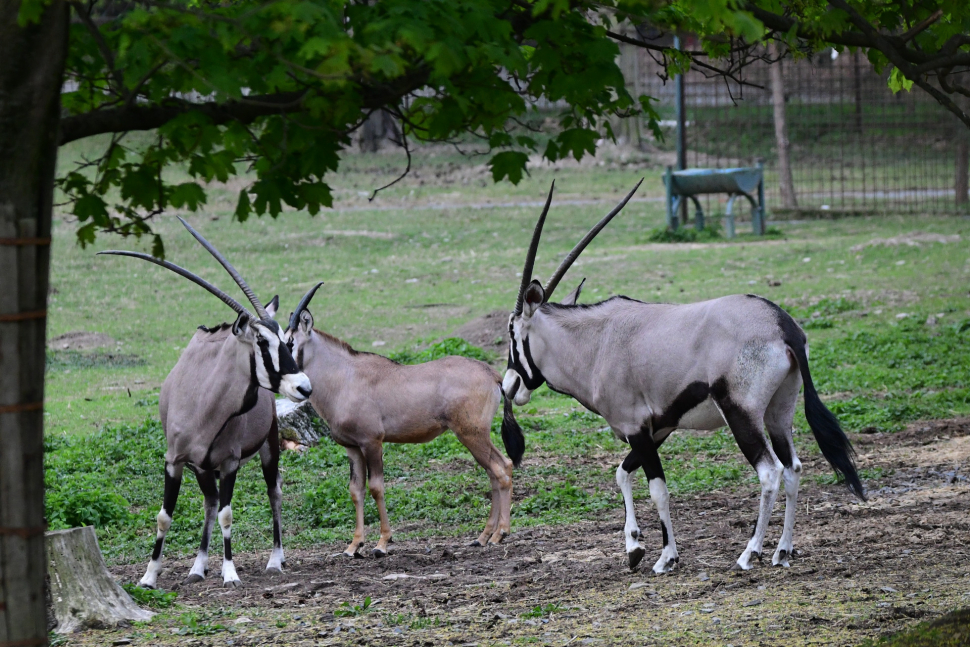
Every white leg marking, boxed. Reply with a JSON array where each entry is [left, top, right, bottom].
[[736, 458, 783, 570], [139, 508, 172, 588], [218, 506, 240, 587], [140, 560, 162, 589], [221, 559, 239, 585], [189, 551, 209, 580], [649, 478, 679, 574], [617, 463, 646, 569], [266, 546, 285, 573], [773, 456, 801, 567], [616, 464, 644, 552]]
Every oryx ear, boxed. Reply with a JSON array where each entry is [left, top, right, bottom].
[[299, 309, 314, 333], [232, 312, 252, 337], [522, 280, 545, 318], [265, 295, 279, 319], [560, 278, 586, 306]]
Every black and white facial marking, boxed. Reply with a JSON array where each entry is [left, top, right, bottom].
[[235, 313, 311, 402], [503, 311, 547, 405]]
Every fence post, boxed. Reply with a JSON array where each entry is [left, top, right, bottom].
[[769, 42, 797, 209]]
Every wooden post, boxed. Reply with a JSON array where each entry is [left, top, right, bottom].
[[1, 3, 69, 647], [957, 131, 969, 208], [769, 42, 797, 208]]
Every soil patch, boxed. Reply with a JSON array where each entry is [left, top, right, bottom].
[[49, 330, 117, 351], [453, 310, 509, 357], [86, 419, 970, 646]]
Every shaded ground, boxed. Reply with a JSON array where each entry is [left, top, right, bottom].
[[65, 420, 970, 647]]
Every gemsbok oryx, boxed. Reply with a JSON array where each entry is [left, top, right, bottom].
[[98, 217, 312, 588], [502, 181, 865, 574], [283, 283, 524, 557]]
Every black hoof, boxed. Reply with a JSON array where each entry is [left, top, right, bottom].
[[265, 566, 283, 575], [373, 548, 387, 559], [139, 582, 156, 590], [184, 574, 204, 585], [470, 540, 483, 547], [628, 547, 646, 571]]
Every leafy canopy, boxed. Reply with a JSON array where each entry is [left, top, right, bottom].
[[45, 0, 970, 254]]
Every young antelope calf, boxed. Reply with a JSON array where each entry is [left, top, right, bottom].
[[284, 284, 524, 556]]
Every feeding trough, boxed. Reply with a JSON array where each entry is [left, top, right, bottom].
[[664, 163, 766, 237]]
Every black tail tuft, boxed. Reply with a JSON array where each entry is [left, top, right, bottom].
[[501, 395, 525, 468], [792, 344, 866, 501]]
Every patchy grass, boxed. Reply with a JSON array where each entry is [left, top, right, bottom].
[[861, 608, 970, 647]]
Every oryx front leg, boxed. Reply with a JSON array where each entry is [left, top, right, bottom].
[[616, 451, 645, 570], [140, 462, 184, 589], [260, 429, 285, 574], [628, 434, 678, 574], [218, 468, 241, 587], [186, 468, 218, 584], [343, 447, 367, 557]]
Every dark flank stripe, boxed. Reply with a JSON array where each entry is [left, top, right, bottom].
[[650, 381, 710, 431]]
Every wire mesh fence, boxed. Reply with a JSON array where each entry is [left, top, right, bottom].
[[619, 38, 969, 217]]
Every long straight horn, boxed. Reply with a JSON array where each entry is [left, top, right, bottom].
[[543, 178, 643, 300], [288, 282, 324, 331], [177, 216, 269, 319], [97, 250, 254, 319], [515, 181, 555, 314]]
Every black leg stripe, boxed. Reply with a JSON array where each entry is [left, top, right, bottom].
[[660, 522, 669, 548], [151, 537, 164, 561], [224, 536, 233, 562]]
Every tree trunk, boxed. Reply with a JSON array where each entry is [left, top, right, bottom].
[[769, 42, 797, 208], [0, 3, 69, 647], [46, 527, 154, 634], [957, 130, 969, 207]]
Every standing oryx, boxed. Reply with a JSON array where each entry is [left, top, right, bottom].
[[283, 284, 524, 557], [98, 217, 312, 589], [502, 182, 865, 574]]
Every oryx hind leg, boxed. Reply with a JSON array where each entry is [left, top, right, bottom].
[[343, 446, 367, 557], [628, 434, 678, 574], [260, 422, 285, 573], [616, 451, 645, 570], [140, 461, 184, 589], [712, 380, 783, 571], [764, 369, 803, 568], [186, 467, 218, 584], [460, 430, 513, 546]]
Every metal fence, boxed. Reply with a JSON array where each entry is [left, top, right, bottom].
[[619, 38, 968, 216]]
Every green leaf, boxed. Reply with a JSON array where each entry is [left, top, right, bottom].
[[488, 151, 529, 184], [888, 67, 914, 93]]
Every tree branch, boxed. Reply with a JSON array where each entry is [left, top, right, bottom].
[[826, 0, 970, 129]]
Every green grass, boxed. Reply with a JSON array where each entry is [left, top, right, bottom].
[[44, 142, 970, 565], [859, 608, 970, 647]]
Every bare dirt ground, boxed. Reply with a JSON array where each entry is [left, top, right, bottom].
[[87, 420, 970, 647]]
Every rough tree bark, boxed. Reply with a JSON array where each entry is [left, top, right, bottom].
[[0, 2, 69, 647], [768, 41, 797, 208]]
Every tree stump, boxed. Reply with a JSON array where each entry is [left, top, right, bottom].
[[46, 527, 154, 633], [276, 398, 329, 449]]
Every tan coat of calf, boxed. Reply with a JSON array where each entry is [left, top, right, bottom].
[[287, 302, 520, 556]]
